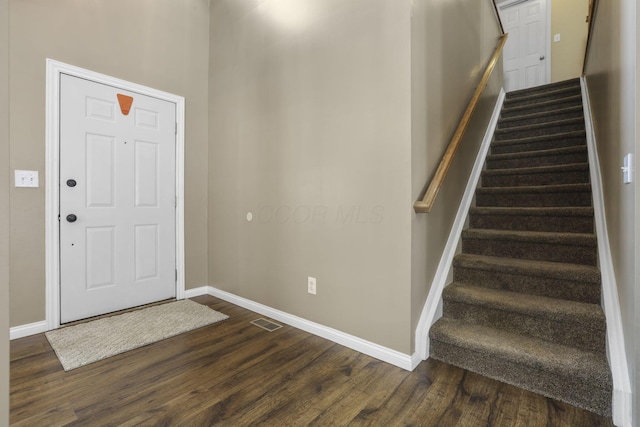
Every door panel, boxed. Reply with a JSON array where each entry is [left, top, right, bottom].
[[135, 141, 160, 207], [135, 224, 159, 281], [60, 74, 176, 323], [86, 226, 116, 289], [86, 133, 116, 207]]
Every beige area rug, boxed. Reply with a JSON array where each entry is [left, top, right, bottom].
[[45, 299, 228, 371]]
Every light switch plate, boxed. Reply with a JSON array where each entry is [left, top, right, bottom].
[[15, 170, 39, 188], [623, 154, 633, 184], [554, 34, 561, 42]]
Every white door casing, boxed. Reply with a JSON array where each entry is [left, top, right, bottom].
[[59, 74, 176, 323], [46, 60, 185, 329], [500, 0, 550, 91]]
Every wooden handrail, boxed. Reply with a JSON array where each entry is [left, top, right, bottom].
[[414, 34, 508, 214], [582, 0, 598, 75]]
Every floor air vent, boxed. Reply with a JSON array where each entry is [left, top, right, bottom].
[[250, 318, 283, 332]]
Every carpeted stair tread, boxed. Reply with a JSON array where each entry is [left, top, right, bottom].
[[430, 318, 609, 380], [487, 145, 587, 167], [453, 254, 601, 304], [475, 183, 593, 208], [462, 228, 596, 246], [481, 162, 590, 187], [469, 206, 594, 233], [429, 318, 612, 415], [498, 105, 583, 128], [476, 182, 591, 195], [482, 162, 589, 177], [494, 117, 584, 137], [493, 119, 585, 142], [491, 130, 587, 148], [490, 130, 586, 154], [453, 254, 600, 284], [506, 78, 580, 99], [442, 285, 605, 352], [443, 283, 605, 333], [469, 206, 594, 218], [462, 229, 597, 265], [503, 86, 582, 107], [500, 94, 583, 118]]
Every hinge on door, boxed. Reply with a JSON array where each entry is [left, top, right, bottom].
[[175, 122, 178, 135], [175, 269, 178, 282]]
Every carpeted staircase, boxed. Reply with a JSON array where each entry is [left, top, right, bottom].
[[429, 78, 612, 416]]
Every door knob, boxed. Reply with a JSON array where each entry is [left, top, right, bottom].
[[66, 179, 77, 187], [66, 214, 77, 223], [540, 55, 545, 60]]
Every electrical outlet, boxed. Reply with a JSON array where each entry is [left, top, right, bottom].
[[554, 33, 561, 42], [308, 277, 316, 295]]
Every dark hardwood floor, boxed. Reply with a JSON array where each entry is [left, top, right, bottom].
[[10, 295, 614, 426]]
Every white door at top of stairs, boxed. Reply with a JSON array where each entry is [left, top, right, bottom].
[[59, 73, 177, 323], [499, 0, 550, 92]]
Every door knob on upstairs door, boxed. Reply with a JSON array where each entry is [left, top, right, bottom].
[[540, 55, 545, 60], [66, 179, 77, 187], [66, 214, 77, 223]]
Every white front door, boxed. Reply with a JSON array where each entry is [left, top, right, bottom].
[[500, 0, 549, 92], [60, 74, 176, 323]]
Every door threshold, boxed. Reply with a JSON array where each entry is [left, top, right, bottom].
[[60, 298, 177, 327]]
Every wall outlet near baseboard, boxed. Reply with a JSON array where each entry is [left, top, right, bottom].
[[308, 277, 316, 295]]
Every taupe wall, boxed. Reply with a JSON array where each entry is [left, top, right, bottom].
[[551, 0, 589, 82], [584, 0, 638, 423], [8, 0, 504, 358], [208, 0, 502, 354], [8, 0, 210, 327], [410, 0, 503, 349], [1, 0, 10, 422], [209, 0, 414, 353]]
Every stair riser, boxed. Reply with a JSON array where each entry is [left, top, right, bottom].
[[486, 151, 588, 169], [429, 341, 611, 416], [491, 136, 586, 154], [442, 300, 605, 352], [498, 109, 583, 128], [453, 266, 600, 304], [501, 98, 583, 118], [503, 89, 582, 108], [475, 191, 592, 207], [469, 213, 594, 233], [494, 123, 584, 141], [461, 238, 597, 265], [481, 169, 590, 187]]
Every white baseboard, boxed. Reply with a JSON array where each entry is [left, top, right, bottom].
[[414, 88, 506, 360], [581, 77, 632, 427], [203, 286, 418, 371], [184, 286, 210, 299], [11, 285, 419, 370], [10, 320, 48, 340]]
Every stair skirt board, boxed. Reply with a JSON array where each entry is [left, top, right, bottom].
[[580, 77, 632, 427], [416, 79, 625, 421], [414, 88, 506, 359]]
